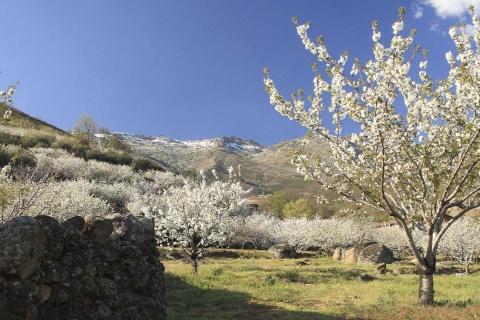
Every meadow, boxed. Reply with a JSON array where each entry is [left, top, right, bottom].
[[163, 250, 480, 320]]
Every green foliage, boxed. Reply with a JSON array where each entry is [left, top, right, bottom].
[[268, 191, 290, 217], [0, 103, 65, 134], [9, 150, 36, 167], [21, 133, 55, 148], [106, 135, 130, 152], [0, 147, 36, 168], [282, 198, 316, 219], [51, 139, 75, 152], [0, 132, 22, 146], [131, 157, 164, 172], [85, 149, 133, 166], [0, 149, 9, 167]]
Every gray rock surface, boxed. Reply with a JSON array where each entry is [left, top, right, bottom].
[[0, 214, 166, 320]]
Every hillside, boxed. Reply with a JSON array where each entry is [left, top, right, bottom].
[[0, 107, 344, 216], [0, 103, 66, 135]]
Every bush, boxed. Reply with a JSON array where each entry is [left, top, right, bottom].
[[0, 132, 22, 146], [0, 149, 10, 167], [28, 179, 109, 220], [2, 146, 37, 168], [85, 149, 133, 166], [52, 139, 75, 152], [53, 138, 89, 158], [131, 157, 164, 172], [21, 133, 55, 148]]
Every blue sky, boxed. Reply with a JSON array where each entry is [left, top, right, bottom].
[[0, 1, 477, 146]]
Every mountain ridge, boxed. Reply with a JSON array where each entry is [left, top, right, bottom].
[[115, 131, 329, 199]]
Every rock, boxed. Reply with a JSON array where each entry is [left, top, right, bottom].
[[35, 216, 65, 261], [332, 247, 343, 261], [96, 304, 112, 319], [342, 247, 358, 264], [62, 216, 85, 247], [116, 214, 144, 242], [38, 284, 52, 303], [267, 244, 296, 259], [358, 273, 375, 282], [6, 280, 39, 317], [0, 216, 46, 279], [375, 263, 388, 274], [85, 215, 113, 245], [139, 217, 156, 243], [342, 242, 376, 264], [0, 215, 166, 320], [358, 243, 394, 265]]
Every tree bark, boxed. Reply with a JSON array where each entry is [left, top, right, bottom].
[[418, 261, 436, 305], [191, 253, 198, 274]]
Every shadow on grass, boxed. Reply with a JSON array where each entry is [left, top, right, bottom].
[[165, 272, 349, 320]]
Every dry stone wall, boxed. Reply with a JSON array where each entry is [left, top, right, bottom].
[[0, 213, 166, 320]]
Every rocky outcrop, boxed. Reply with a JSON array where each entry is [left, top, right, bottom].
[[334, 242, 393, 266], [357, 243, 394, 265], [0, 214, 166, 320], [268, 244, 296, 259]]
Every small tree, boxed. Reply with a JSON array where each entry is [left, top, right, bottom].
[[282, 198, 316, 219], [268, 190, 290, 217], [72, 114, 97, 145], [264, 7, 480, 305], [154, 168, 246, 273]]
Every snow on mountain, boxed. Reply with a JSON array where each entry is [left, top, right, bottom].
[[115, 132, 265, 155]]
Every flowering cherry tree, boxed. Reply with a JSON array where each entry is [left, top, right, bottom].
[[153, 168, 246, 273], [264, 6, 480, 305], [438, 217, 480, 274]]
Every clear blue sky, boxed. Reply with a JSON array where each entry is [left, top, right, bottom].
[[0, 0, 476, 145]]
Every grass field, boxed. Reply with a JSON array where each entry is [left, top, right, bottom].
[[163, 250, 480, 320]]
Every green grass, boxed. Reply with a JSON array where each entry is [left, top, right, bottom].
[[163, 249, 480, 320]]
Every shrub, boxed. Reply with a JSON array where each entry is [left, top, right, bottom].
[[50, 154, 87, 179], [85, 149, 133, 166], [21, 133, 55, 148], [0, 131, 21, 146], [88, 182, 137, 205], [28, 179, 109, 220], [52, 139, 75, 152], [131, 157, 164, 172]]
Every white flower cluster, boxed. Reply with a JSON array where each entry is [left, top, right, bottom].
[[438, 217, 480, 273]]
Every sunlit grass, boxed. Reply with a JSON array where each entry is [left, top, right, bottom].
[[163, 249, 480, 319]]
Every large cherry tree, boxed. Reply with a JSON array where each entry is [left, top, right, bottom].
[[264, 7, 480, 305]]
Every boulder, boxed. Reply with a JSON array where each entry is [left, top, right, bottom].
[[35, 215, 65, 261], [62, 216, 85, 247], [341, 242, 377, 264], [267, 244, 296, 259], [0, 216, 46, 279], [332, 247, 343, 261], [343, 247, 358, 264], [358, 243, 394, 265], [85, 216, 113, 245], [114, 214, 144, 242], [375, 263, 388, 274]]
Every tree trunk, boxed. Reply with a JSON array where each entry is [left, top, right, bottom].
[[418, 260, 436, 305], [191, 253, 199, 274]]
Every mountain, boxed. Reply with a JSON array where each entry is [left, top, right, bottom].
[[116, 132, 326, 197]]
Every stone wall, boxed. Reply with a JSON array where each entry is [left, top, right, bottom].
[[0, 213, 166, 320]]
